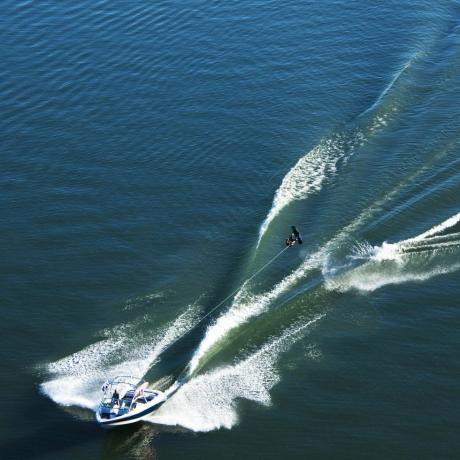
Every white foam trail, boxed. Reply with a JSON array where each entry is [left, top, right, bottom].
[[257, 51, 423, 245], [371, 241, 402, 262], [40, 304, 201, 409], [149, 315, 324, 432], [369, 212, 460, 262], [402, 212, 460, 243], [257, 108, 397, 244], [326, 212, 460, 293], [258, 136, 351, 243], [188, 251, 324, 375], [338, 262, 460, 292], [192, 184, 398, 375]]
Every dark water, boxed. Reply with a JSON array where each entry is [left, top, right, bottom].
[[2, 0, 460, 458]]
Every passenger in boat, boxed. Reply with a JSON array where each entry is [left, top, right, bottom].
[[112, 389, 120, 405]]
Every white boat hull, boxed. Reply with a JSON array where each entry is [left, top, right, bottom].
[[96, 389, 166, 428]]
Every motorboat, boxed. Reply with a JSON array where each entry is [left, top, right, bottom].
[[96, 376, 166, 427]]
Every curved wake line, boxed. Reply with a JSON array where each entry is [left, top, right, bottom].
[[403, 212, 460, 244], [358, 55, 415, 117], [329, 261, 460, 293], [326, 211, 460, 293], [257, 135, 350, 244], [257, 106, 385, 246], [148, 314, 324, 432], [373, 212, 460, 262], [187, 251, 324, 375], [193, 180, 452, 376], [257, 50, 421, 246]]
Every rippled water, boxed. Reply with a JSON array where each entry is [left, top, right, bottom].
[[2, 1, 460, 458]]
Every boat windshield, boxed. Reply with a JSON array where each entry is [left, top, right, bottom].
[[100, 376, 145, 403]]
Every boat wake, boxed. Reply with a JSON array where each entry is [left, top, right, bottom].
[[39, 212, 460, 431], [147, 315, 324, 432], [38, 41, 457, 431], [257, 52, 419, 245], [326, 212, 460, 293], [40, 304, 201, 410], [40, 291, 323, 433], [187, 251, 324, 376], [258, 133, 357, 244]]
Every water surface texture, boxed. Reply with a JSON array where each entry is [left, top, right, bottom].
[[2, 1, 460, 458]]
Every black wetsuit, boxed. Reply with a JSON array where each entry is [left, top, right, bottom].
[[291, 226, 303, 244]]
